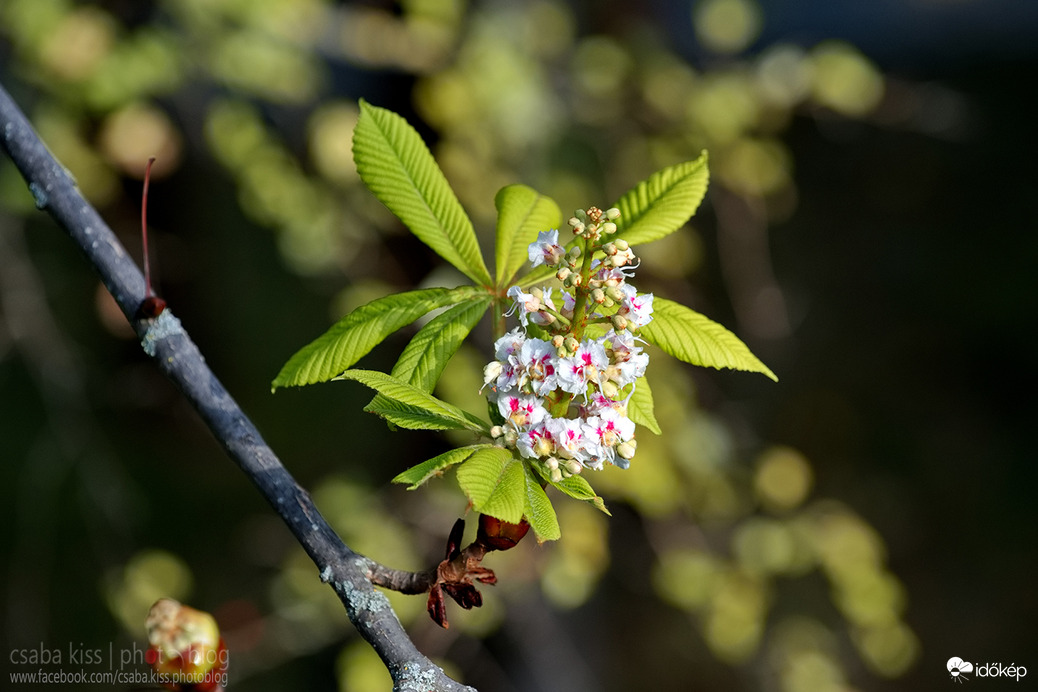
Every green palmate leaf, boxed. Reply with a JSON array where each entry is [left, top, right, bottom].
[[456, 447, 525, 523], [640, 297, 778, 381], [336, 369, 490, 433], [389, 297, 491, 392], [392, 444, 491, 489], [273, 286, 483, 389], [368, 296, 491, 416], [494, 184, 562, 287], [522, 463, 561, 541], [628, 376, 662, 435], [363, 397, 475, 431], [611, 151, 710, 247], [354, 100, 491, 286], [531, 462, 611, 515]]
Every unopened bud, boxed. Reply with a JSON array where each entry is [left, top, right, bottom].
[[605, 285, 625, 302], [591, 288, 606, 304], [550, 468, 563, 483], [601, 380, 619, 399], [612, 314, 629, 331], [614, 238, 629, 251], [617, 440, 638, 460], [490, 425, 505, 439], [603, 242, 617, 256], [483, 361, 503, 385], [568, 246, 582, 259], [564, 336, 579, 353], [556, 267, 572, 282], [552, 334, 565, 349], [146, 599, 226, 687], [606, 207, 621, 220], [565, 460, 583, 475], [602, 222, 617, 235], [569, 273, 582, 287]]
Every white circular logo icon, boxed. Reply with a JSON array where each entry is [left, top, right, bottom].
[[947, 657, 974, 683]]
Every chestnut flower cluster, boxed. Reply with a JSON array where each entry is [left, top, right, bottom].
[[483, 207, 653, 482]]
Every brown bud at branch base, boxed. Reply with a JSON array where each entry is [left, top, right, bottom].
[[477, 514, 531, 552]]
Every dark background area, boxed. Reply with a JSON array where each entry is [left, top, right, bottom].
[[2, 1, 1037, 690]]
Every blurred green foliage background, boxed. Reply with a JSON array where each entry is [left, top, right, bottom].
[[1, 1, 1035, 690]]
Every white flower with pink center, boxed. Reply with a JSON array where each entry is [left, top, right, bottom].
[[557, 340, 608, 396], [497, 393, 548, 429], [506, 286, 556, 327], [517, 338, 558, 396], [581, 408, 636, 469], [494, 327, 526, 362], [517, 423, 554, 459], [545, 416, 588, 463], [618, 284, 654, 328], [606, 329, 649, 385], [528, 229, 565, 268]]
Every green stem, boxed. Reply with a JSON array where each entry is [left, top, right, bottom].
[[567, 238, 596, 342]]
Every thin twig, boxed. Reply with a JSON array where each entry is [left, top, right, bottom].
[[0, 81, 475, 692]]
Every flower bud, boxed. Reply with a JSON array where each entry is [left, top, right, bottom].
[[565, 460, 583, 475], [612, 314, 629, 331], [556, 267, 571, 282], [606, 207, 621, 220], [591, 288, 606, 304], [601, 380, 619, 399], [564, 336, 579, 353], [490, 425, 505, 439], [550, 467, 563, 483], [552, 334, 565, 350], [614, 238, 629, 251], [146, 599, 227, 692], [568, 246, 582, 260], [545, 457, 559, 471], [483, 361, 503, 386], [602, 222, 617, 235], [603, 242, 617, 256], [617, 439, 638, 460]]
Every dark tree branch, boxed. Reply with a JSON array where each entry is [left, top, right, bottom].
[[0, 81, 476, 692]]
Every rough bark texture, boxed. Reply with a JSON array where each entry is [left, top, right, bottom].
[[0, 81, 476, 692]]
